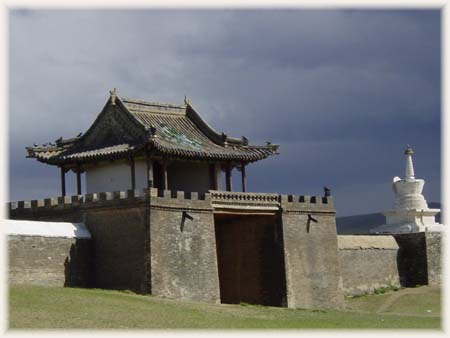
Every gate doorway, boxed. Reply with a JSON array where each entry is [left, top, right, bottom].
[[214, 213, 287, 307]]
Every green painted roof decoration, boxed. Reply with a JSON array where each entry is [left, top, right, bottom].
[[159, 124, 202, 150], [26, 89, 279, 166]]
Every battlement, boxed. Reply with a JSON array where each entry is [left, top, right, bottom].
[[8, 188, 210, 212], [8, 189, 146, 214], [281, 194, 333, 205], [280, 194, 335, 213], [8, 189, 334, 216]]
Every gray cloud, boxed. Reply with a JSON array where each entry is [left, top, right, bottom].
[[9, 9, 441, 216]]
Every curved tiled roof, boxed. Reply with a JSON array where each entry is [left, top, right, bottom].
[[26, 93, 279, 165]]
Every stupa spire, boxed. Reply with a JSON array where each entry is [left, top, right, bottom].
[[404, 145, 415, 180]]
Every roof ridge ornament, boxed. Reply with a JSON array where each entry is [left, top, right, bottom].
[[110, 88, 117, 105], [221, 132, 227, 143], [184, 95, 190, 105]]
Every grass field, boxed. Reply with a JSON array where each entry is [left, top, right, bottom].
[[8, 284, 441, 330]]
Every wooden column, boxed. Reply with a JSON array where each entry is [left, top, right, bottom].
[[209, 163, 218, 190], [146, 152, 154, 188], [162, 160, 168, 190], [225, 162, 232, 192], [241, 162, 246, 192], [76, 164, 82, 195], [60, 167, 66, 197], [130, 157, 136, 190]]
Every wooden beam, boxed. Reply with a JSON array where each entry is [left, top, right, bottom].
[[225, 162, 232, 192], [130, 157, 136, 190], [162, 161, 168, 190], [60, 167, 66, 197], [213, 210, 276, 216], [76, 164, 81, 195], [241, 162, 246, 192]]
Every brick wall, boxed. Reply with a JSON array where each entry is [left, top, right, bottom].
[[8, 235, 91, 287], [337, 235, 400, 296]]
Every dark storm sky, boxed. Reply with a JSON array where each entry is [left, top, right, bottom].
[[8, 9, 441, 216]]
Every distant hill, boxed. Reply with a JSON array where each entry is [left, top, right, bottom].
[[336, 202, 441, 235]]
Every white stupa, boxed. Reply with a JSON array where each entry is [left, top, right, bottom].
[[371, 145, 444, 234]]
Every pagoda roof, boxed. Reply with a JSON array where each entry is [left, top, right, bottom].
[[26, 91, 279, 166]]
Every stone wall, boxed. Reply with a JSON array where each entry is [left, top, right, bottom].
[[280, 195, 344, 309], [337, 235, 400, 296], [394, 232, 442, 287], [394, 232, 428, 287], [149, 191, 220, 303], [12, 189, 407, 309], [85, 205, 148, 293], [425, 232, 442, 286], [9, 235, 91, 287], [9, 191, 150, 293], [338, 232, 442, 296]]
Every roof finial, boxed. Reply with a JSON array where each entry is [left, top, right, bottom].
[[110, 87, 117, 105], [184, 95, 190, 105]]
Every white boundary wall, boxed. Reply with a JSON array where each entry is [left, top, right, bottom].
[[4, 219, 91, 238]]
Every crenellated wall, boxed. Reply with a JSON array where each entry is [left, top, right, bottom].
[[8, 188, 442, 310], [18, 189, 441, 308], [279, 195, 344, 309], [8, 188, 216, 296], [7, 189, 343, 309], [149, 190, 220, 303], [8, 190, 334, 219]]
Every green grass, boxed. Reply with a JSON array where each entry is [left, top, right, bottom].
[[345, 292, 392, 313], [386, 288, 441, 315], [8, 284, 441, 330]]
